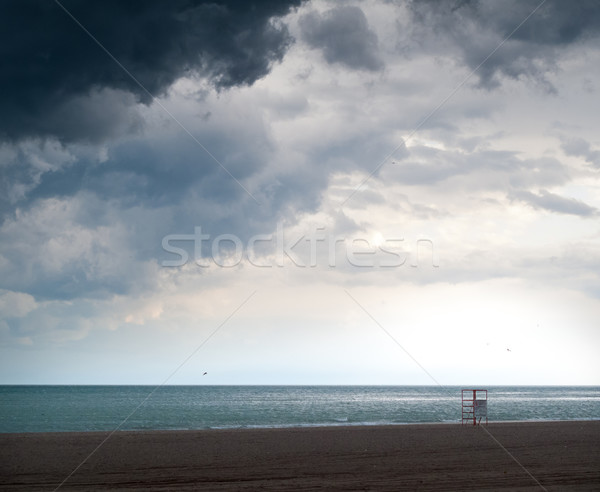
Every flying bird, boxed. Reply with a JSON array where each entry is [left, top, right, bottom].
[[203, 372, 207, 376]]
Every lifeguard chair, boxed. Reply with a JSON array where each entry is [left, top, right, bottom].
[[462, 389, 487, 425]]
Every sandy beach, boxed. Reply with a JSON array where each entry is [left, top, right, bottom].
[[1, 421, 598, 491]]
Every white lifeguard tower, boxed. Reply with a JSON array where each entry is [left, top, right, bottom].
[[462, 389, 488, 426]]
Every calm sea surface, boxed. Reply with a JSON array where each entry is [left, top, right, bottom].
[[0, 386, 598, 433]]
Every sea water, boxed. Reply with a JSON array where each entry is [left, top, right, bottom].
[[0, 386, 598, 433]]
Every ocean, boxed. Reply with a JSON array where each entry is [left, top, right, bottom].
[[0, 386, 598, 433]]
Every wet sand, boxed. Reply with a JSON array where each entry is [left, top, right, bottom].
[[1, 421, 598, 491]]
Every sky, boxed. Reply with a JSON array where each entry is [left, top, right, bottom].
[[1, 0, 599, 385]]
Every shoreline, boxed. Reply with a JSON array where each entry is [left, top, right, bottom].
[[1, 417, 599, 435], [1, 420, 599, 490]]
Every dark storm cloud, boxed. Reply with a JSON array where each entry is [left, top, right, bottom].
[[0, 116, 306, 300], [299, 6, 384, 71], [510, 189, 598, 217], [0, 0, 302, 142], [409, 0, 600, 88], [0, 0, 306, 300]]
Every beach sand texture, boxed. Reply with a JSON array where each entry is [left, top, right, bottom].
[[1, 421, 599, 491]]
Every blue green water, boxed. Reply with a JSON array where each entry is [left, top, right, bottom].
[[0, 386, 598, 433]]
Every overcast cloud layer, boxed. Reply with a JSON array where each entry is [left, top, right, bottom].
[[1, 0, 599, 385]]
